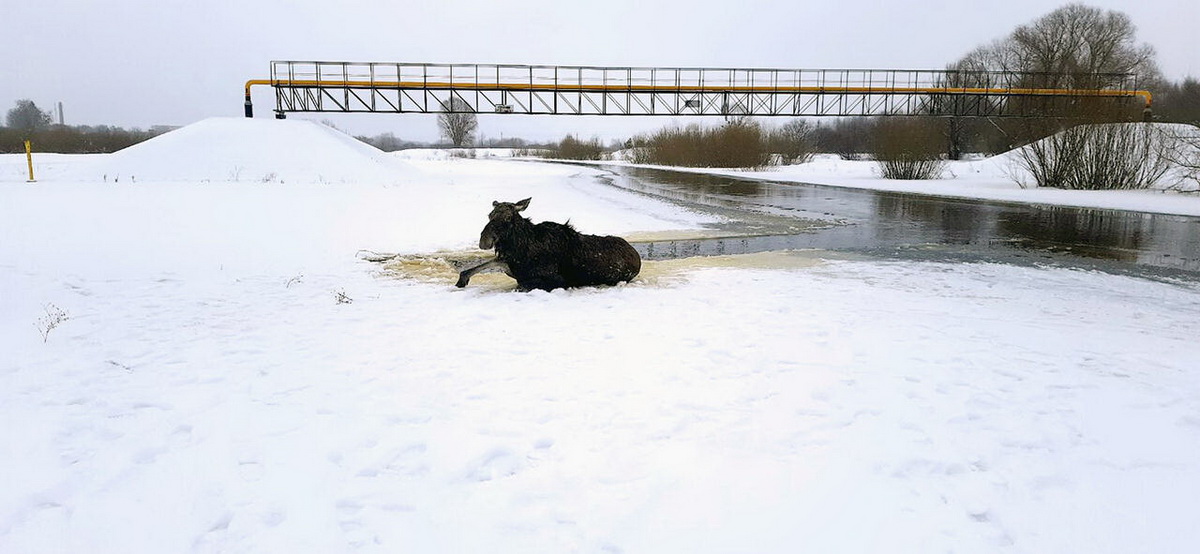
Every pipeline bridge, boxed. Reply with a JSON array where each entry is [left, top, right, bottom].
[[243, 60, 1152, 120]]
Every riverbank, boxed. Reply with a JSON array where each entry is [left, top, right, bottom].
[[575, 154, 1200, 218]]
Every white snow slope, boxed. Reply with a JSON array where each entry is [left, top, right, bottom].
[[3, 118, 1200, 553], [2, 118, 413, 185]]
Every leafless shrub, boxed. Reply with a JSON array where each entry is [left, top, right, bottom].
[[1013, 122, 1172, 189], [623, 143, 651, 164], [631, 124, 701, 166], [543, 135, 606, 160], [871, 118, 947, 180], [633, 120, 773, 168], [1163, 124, 1200, 190], [334, 289, 353, 304], [704, 119, 771, 168], [35, 303, 70, 343]]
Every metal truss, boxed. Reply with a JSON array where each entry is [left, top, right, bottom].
[[244, 61, 1150, 119]]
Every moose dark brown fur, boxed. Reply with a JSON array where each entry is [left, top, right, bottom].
[[456, 198, 641, 291]]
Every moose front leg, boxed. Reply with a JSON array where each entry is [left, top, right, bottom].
[[456, 258, 511, 288]]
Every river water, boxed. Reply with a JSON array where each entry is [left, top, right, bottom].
[[592, 165, 1200, 281]]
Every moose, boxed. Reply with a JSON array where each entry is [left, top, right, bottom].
[[455, 198, 641, 291]]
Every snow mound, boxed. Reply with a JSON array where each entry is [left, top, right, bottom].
[[60, 117, 418, 184], [988, 122, 1196, 190], [1007, 121, 1193, 154]]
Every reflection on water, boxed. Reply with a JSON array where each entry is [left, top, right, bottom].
[[598, 165, 1200, 278], [999, 205, 1145, 249]]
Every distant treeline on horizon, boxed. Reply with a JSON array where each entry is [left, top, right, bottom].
[[0, 124, 178, 154]]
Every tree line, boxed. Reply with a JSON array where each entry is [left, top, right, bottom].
[[1, 99, 172, 153]]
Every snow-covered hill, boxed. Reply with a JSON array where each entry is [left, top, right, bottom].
[[55, 117, 419, 185]]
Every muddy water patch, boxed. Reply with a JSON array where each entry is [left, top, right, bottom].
[[371, 250, 513, 291], [366, 240, 830, 291]]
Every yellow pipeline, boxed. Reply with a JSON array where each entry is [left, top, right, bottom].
[[244, 79, 1152, 110], [244, 79, 272, 117], [245, 79, 272, 97]]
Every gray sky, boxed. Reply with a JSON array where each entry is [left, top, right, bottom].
[[3, 0, 1196, 143]]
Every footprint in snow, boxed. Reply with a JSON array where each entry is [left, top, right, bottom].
[[336, 499, 380, 547], [466, 447, 523, 482], [352, 442, 429, 478], [262, 510, 286, 527], [192, 511, 234, 550], [238, 461, 265, 482]]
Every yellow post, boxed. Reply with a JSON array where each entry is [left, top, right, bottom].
[[25, 140, 35, 182]]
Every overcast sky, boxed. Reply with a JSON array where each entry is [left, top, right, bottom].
[[3, 0, 1196, 142]]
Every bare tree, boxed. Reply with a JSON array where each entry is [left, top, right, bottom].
[[812, 118, 873, 160], [985, 4, 1160, 87], [6, 99, 52, 131], [437, 97, 478, 147], [1155, 78, 1200, 124], [1164, 125, 1200, 189], [932, 55, 1006, 159], [769, 119, 816, 164], [951, 5, 1160, 148]]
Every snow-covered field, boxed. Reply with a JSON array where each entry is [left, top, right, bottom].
[[3, 118, 1200, 553]]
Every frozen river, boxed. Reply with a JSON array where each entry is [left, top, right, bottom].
[[595, 165, 1200, 280]]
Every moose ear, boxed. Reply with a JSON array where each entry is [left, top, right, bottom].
[[515, 198, 531, 211]]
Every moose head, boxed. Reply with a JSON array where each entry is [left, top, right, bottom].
[[480, 197, 530, 249]]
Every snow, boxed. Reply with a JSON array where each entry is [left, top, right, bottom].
[[3, 118, 1200, 552], [4, 118, 417, 185]]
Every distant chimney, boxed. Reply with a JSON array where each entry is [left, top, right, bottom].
[[57, 102, 64, 125]]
